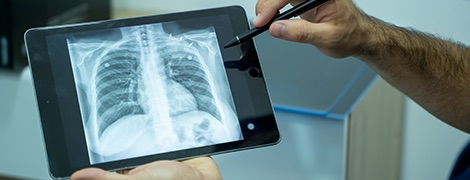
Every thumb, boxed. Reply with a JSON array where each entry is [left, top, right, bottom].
[[269, 19, 324, 45]]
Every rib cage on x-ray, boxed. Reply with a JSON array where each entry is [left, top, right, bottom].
[[161, 40, 222, 120], [68, 23, 242, 164], [95, 40, 145, 136]]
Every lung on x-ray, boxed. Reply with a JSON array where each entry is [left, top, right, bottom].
[[66, 21, 242, 164]]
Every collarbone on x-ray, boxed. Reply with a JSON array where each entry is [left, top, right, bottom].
[[67, 23, 242, 164]]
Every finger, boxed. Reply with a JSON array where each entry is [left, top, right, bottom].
[[71, 168, 127, 180], [182, 157, 219, 172], [269, 19, 326, 44], [181, 156, 215, 166], [254, 0, 294, 27], [116, 168, 132, 175], [182, 157, 222, 180], [127, 159, 210, 180]]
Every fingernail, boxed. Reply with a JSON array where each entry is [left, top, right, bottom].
[[253, 13, 261, 25], [271, 23, 285, 38]]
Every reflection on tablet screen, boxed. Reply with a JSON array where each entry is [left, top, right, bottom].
[[66, 21, 242, 164]]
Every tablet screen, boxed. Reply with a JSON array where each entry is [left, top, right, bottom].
[[25, 6, 279, 179], [63, 16, 243, 165]]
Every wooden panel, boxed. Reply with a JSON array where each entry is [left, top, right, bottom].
[[346, 78, 405, 180]]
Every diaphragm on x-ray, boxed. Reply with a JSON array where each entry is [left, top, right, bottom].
[[66, 22, 242, 164]]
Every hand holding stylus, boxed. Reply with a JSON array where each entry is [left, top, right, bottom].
[[224, 0, 328, 48], [253, 0, 368, 59]]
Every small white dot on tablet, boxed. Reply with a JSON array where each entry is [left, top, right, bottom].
[[247, 123, 255, 130]]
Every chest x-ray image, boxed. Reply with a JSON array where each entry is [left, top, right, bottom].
[[66, 21, 242, 164]]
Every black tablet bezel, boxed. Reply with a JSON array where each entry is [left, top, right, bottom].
[[25, 6, 280, 179]]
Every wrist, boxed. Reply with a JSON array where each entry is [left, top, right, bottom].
[[353, 13, 389, 62]]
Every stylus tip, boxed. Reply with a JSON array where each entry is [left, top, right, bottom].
[[223, 38, 240, 48]]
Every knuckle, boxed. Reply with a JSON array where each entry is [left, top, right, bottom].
[[291, 21, 312, 43]]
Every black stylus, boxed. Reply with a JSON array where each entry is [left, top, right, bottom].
[[224, 0, 329, 48]]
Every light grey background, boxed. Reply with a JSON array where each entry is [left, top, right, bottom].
[[1, 0, 470, 179]]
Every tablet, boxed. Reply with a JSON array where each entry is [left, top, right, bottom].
[[24, 6, 280, 179]]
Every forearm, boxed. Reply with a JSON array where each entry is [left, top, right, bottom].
[[357, 15, 470, 132]]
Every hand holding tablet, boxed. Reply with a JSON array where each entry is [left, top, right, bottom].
[[25, 6, 280, 179], [71, 156, 221, 180]]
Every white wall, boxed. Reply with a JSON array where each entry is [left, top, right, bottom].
[[111, 0, 258, 19], [402, 100, 469, 180], [355, 0, 470, 179], [0, 68, 50, 179]]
